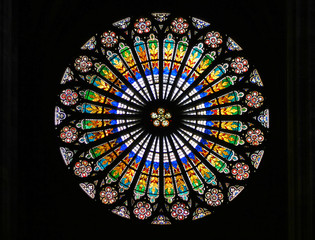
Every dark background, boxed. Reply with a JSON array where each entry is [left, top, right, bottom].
[[1, 0, 313, 239]]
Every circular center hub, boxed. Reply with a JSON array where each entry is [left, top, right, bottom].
[[140, 100, 181, 136], [150, 108, 172, 127]]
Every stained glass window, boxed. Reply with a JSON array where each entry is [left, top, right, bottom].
[[54, 13, 269, 224]]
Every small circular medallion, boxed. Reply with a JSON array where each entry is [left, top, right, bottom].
[[150, 108, 172, 127]]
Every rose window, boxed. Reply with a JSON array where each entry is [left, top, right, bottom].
[[55, 13, 269, 224]]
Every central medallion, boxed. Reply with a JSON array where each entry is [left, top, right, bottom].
[[151, 108, 172, 127], [140, 100, 180, 136]]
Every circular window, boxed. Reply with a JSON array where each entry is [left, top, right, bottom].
[[55, 13, 269, 224]]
